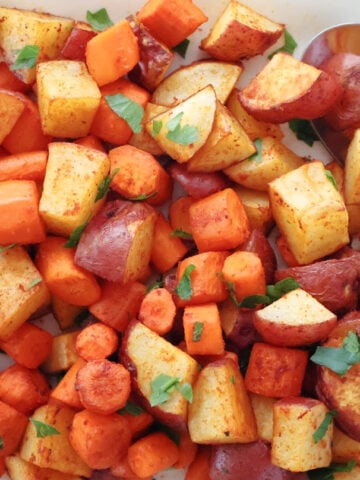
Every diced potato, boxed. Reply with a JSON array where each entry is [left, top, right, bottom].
[[51, 296, 84, 330], [269, 160, 349, 264], [200, 0, 284, 61], [151, 60, 242, 106], [249, 393, 276, 443], [224, 136, 304, 191], [147, 85, 217, 163], [188, 358, 258, 444], [19, 404, 92, 477], [129, 102, 167, 155], [326, 160, 344, 196], [0, 246, 49, 340], [0, 7, 74, 84], [6, 453, 83, 480], [272, 397, 333, 472], [37, 60, 101, 138], [344, 128, 360, 204], [186, 101, 255, 172], [233, 185, 273, 232], [0, 90, 26, 143], [332, 426, 360, 464], [39, 142, 110, 237], [42, 331, 80, 373]]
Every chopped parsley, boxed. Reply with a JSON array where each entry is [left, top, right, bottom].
[[165, 112, 199, 145], [307, 460, 356, 480], [146, 279, 164, 293], [313, 410, 337, 443], [325, 170, 338, 190], [118, 400, 145, 416], [10, 45, 40, 70], [0, 243, 18, 252], [248, 138, 262, 161], [175, 264, 196, 300], [25, 278, 42, 291], [30, 419, 60, 438], [0, 436, 3, 450], [149, 373, 193, 406], [86, 8, 114, 31], [173, 38, 190, 58], [129, 191, 157, 201], [95, 168, 119, 202], [289, 118, 319, 146], [192, 321, 204, 342], [171, 228, 193, 240], [64, 219, 89, 248], [268, 29, 298, 59], [105, 94, 144, 134], [151, 119, 163, 137]]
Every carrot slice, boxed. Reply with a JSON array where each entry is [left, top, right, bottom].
[[138, 287, 176, 335], [75, 322, 119, 361]]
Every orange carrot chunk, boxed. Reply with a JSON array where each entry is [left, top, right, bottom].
[[127, 431, 179, 478], [0, 400, 28, 457], [86, 19, 139, 87], [137, 0, 208, 48], [75, 322, 119, 361], [0, 62, 29, 92], [185, 445, 212, 480], [169, 195, 194, 236], [50, 357, 86, 409], [75, 359, 131, 415], [111, 455, 152, 479], [173, 430, 198, 470], [138, 287, 176, 335], [0, 150, 47, 182], [74, 134, 106, 152]]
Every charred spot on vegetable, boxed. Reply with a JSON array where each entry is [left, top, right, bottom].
[[268, 29, 298, 59], [10, 45, 40, 70], [175, 264, 196, 300], [289, 118, 319, 146], [248, 138, 262, 162], [105, 93, 144, 134], [173, 38, 190, 58], [192, 321, 204, 342], [313, 409, 337, 443], [30, 418, 60, 438], [95, 168, 120, 202], [307, 460, 356, 480], [86, 8, 114, 32]]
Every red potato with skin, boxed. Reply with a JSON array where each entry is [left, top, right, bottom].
[[61, 22, 97, 62], [241, 228, 277, 284]]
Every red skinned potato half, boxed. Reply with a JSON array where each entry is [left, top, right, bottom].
[[74, 199, 157, 283], [240, 52, 344, 123]]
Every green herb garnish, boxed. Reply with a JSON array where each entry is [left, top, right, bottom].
[[95, 168, 119, 202], [289, 118, 319, 146], [166, 112, 199, 146], [149, 373, 193, 406], [325, 170, 338, 190], [230, 375, 235, 385], [175, 264, 196, 300], [86, 8, 114, 31], [268, 29, 298, 59], [151, 119, 163, 137], [146, 279, 164, 293], [118, 400, 145, 416], [307, 460, 356, 480], [248, 138, 262, 161], [0, 436, 3, 449], [310, 331, 360, 375], [173, 38, 190, 58], [30, 419, 60, 438], [171, 228, 193, 240], [105, 94, 144, 134], [192, 321, 204, 342], [25, 278, 42, 291], [130, 191, 157, 201], [0, 243, 18, 252], [313, 410, 337, 443], [10, 45, 40, 70], [64, 219, 89, 248]]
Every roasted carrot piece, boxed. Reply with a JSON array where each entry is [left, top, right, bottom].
[[137, 0, 208, 48], [75, 359, 131, 415], [169, 195, 194, 236], [69, 409, 132, 470], [119, 404, 154, 439], [183, 302, 225, 356], [90, 78, 150, 145], [89, 280, 146, 332], [138, 287, 176, 335], [189, 187, 250, 252], [127, 431, 179, 478], [111, 455, 152, 479], [2, 95, 51, 154], [0, 150, 47, 182], [0, 322, 53, 369], [86, 19, 139, 87], [109, 144, 172, 205], [75, 322, 119, 361], [0, 364, 50, 415], [244, 342, 308, 397], [150, 213, 189, 273], [0, 62, 29, 92], [275, 234, 300, 267], [74, 134, 106, 152], [221, 250, 267, 302], [0, 400, 28, 457], [185, 445, 212, 480], [173, 430, 198, 470], [175, 251, 229, 307], [0, 179, 46, 245], [50, 357, 86, 410], [35, 236, 101, 306]]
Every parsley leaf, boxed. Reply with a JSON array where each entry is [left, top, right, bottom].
[[149, 374, 193, 406], [171, 228, 193, 240], [166, 112, 199, 146], [0, 436, 3, 449], [173, 38, 190, 58], [325, 170, 338, 190], [95, 168, 119, 202], [152, 119, 163, 137], [64, 219, 89, 248], [310, 331, 360, 375], [248, 138, 262, 161], [105, 94, 144, 134], [177, 382, 193, 403], [192, 321, 204, 342], [146, 279, 163, 293], [230, 375, 235, 385], [118, 400, 144, 416], [129, 191, 157, 201], [10, 45, 40, 70], [313, 410, 337, 443], [30, 419, 60, 438], [0, 243, 18, 252], [268, 29, 298, 59], [175, 264, 196, 300], [307, 460, 356, 480], [86, 8, 114, 31], [25, 278, 42, 291], [289, 118, 319, 146]]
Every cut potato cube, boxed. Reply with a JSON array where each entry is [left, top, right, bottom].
[[253, 288, 337, 347], [272, 397, 333, 472], [0, 89, 25, 143], [0, 7, 74, 84], [20, 404, 92, 477], [186, 101, 255, 172], [344, 128, 360, 204], [200, 0, 284, 61], [151, 60, 242, 106], [42, 331, 80, 374], [39, 142, 110, 237], [249, 393, 275, 443], [37, 60, 101, 138], [269, 160, 349, 264], [0, 246, 49, 340], [233, 185, 273, 233], [224, 136, 304, 191], [188, 357, 258, 444], [6, 453, 83, 480], [147, 85, 217, 163], [129, 102, 167, 155]]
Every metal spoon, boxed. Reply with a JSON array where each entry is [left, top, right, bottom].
[[302, 23, 360, 163]]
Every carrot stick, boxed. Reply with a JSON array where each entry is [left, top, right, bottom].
[[75, 322, 119, 361], [74, 134, 106, 152], [183, 302, 225, 356], [0, 400, 28, 457], [137, 0, 208, 48], [0, 364, 50, 415], [185, 445, 211, 480], [75, 359, 131, 415], [127, 431, 179, 478], [138, 287, 176, 335], [0, 62, 29, 92], [50, 357, 86, 410], [173, 430, 198, 470], [221, 250, 267, 301], [69, 409, 132, 470], [0, 322, 53, 369], [0, 150, 47, 182], [119, 404, 154, 439], [169, 195, 194, 236], [86, 19, 139, 86], [111, 455, 152, 479]]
